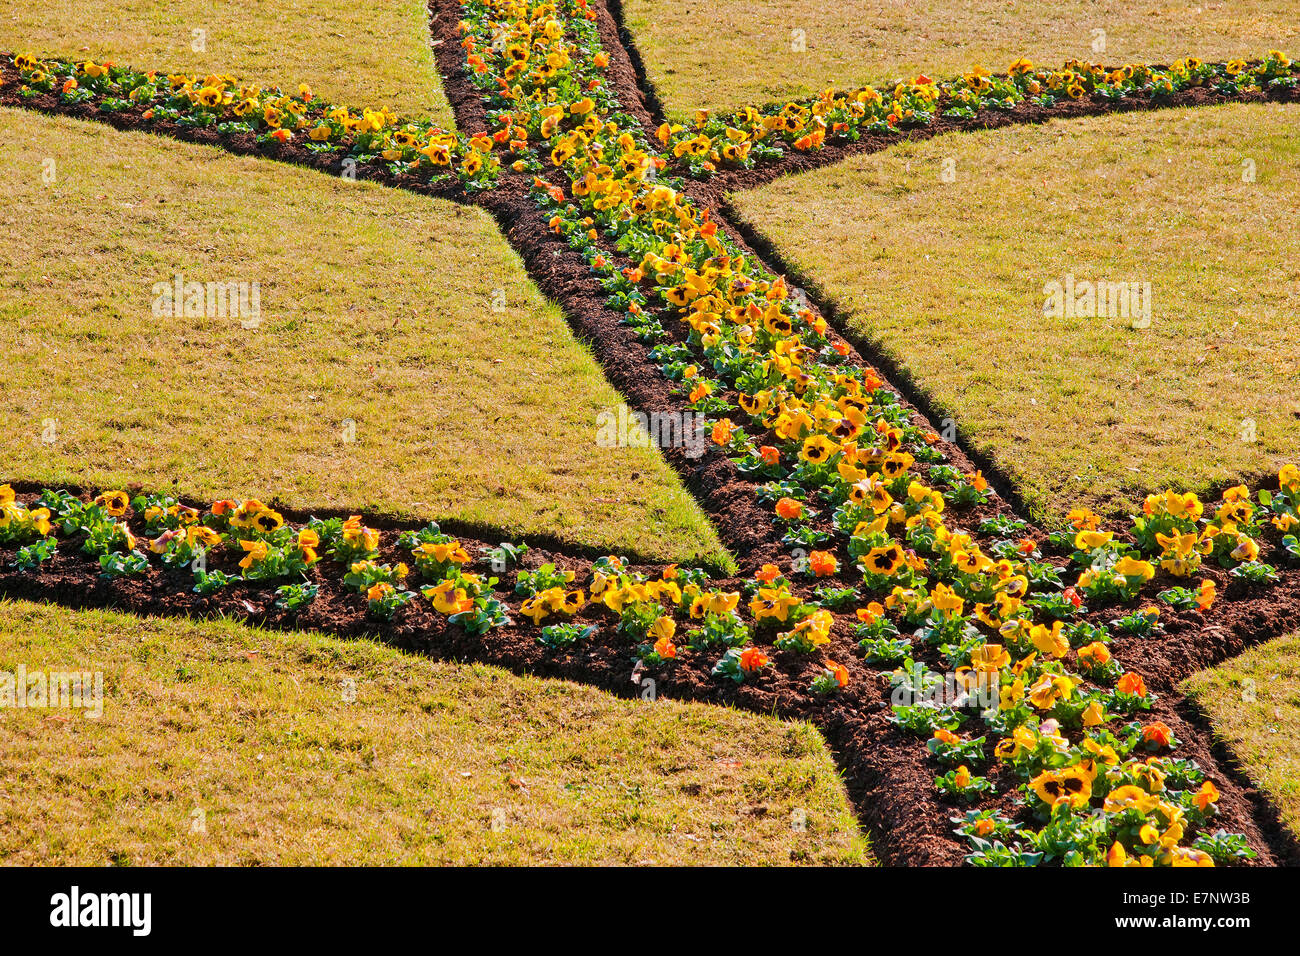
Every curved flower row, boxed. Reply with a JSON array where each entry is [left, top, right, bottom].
[[657, 51, 1298, 177], [5, 53, 501, 190], [454, 0, 1294, 864]]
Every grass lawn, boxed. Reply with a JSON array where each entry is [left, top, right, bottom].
[[0, 108, 724, 563], [624, 0, 1300, 117], [0, 599, 869, 865], [0, 0, 452, 124], [1182, 634, 1300, 842], [730, 102, 1300, 524]]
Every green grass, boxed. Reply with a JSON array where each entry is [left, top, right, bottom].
[[730, 103, 1300, 523], [0, 0, 453, 124], [0, 598, 869, 865], [1182, 634, 1300, 842], [0, 108, 726, 563], [624, 0, 1300, 117]]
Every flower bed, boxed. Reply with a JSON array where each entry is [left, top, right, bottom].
[[4, 53, 500, 191], [6, 0, 1299, 865], [653, 52, 1298, 178]]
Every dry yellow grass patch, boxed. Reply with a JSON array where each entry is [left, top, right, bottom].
[[0, 0, 452, 124], [0, 108, 725, 563], [730, 103, 1300, 523], [624, 0, 1300, 117], [0, 599, 870, 865], [1183, 633, 1300, 842]]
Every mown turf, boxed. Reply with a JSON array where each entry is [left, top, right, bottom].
[[624, 0, 1300, 117], [1182, 634, 1300, 842], [0, 0, 452, 124], [0, 599, 869, 865], [730, 103, 1300, 523], [0, 108, 725, 564]]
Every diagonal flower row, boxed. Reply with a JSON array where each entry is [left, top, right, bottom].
[[6, 52, 502, 190], [656, 51, 1299, 178]]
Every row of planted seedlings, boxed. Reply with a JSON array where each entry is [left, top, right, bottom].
[[0, 484, 520, 631], [4, 53, 502, 190], [452, 0, 1300, 864], [654, 51, 1299, 177]]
